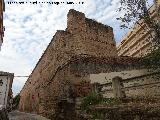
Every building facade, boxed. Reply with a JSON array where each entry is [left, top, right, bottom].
[[0, 0, 5, 49], [0, 71, 14, 109], [117, 5, 158, 57]]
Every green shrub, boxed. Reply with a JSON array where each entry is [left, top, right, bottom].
[[101, 97, 121, 105], [13, 94, 20, 109], [81, 92, 121, 112], [140, 48, 160, 67], [81, 92, 102, 111]]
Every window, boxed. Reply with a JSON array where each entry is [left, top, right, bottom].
[[0, 79, 3, 86]]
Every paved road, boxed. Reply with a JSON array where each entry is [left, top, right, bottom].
[[9, 111, 50, 120]]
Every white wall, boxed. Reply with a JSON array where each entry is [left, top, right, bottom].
[[90, 69, 159, 84], [0, 75, 12, 108], [90, 69, 160, 98]]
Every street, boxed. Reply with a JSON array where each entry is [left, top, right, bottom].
[[8, 111, 50, 120]]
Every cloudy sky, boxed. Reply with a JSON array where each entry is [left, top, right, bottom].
[[0, 0, 152, 96]]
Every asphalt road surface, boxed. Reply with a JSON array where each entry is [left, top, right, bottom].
[[9, 111, 50, 120]]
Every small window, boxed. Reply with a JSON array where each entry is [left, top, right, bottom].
[[0, 79, 3, 86]]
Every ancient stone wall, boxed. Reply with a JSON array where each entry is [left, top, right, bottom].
[[20, 9, 117, 97], [18, 9, 134, 119], [66, 9, 117, 57]]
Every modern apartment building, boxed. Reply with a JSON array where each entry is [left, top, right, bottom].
[[0, 0, 5, 49], [117, 5, 158, 57]]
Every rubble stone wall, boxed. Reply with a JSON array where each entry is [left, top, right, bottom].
[[19, 9, 118, 119]]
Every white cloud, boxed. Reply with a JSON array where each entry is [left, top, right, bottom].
[[1, 0, 129, 96]]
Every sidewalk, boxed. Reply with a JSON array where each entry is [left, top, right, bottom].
[[9, 111, 50, 120]]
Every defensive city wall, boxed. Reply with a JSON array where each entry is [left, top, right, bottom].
[[18, 9, 160, 119], [19, 9, 118, 116]]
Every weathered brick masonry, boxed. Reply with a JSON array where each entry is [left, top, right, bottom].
[[19, 9, 139, 119]]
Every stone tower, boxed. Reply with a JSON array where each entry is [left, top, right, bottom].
[[18, 9, 118, 119], [66, 9, 117, 57]]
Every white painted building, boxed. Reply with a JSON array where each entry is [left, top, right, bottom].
[[0, 71, 14, 109]]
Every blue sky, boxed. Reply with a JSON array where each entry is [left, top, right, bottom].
[[0, 0, 152, 96]]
